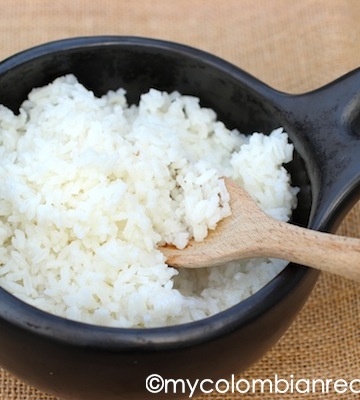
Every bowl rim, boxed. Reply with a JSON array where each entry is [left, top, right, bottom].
[[0, 35, 317, 350]]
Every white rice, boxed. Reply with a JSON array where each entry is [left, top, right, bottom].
[[0, 74, 298, 327]]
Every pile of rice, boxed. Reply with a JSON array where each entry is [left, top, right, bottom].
[[0, 75, 298, 327]]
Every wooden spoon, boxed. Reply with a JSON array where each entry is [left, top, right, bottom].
[[162, 178, 360, 281]]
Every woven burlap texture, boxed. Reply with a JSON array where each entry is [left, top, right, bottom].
[[0, 1, 359, 399]]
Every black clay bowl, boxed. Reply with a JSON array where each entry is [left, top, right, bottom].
[[0, 37, 360, 400]]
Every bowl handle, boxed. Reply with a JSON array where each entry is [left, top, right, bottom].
[[272, 68, 360, 231]]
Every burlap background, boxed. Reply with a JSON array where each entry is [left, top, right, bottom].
[[0, 1, 359, 399]]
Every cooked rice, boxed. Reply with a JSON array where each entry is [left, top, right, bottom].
[[0, 75, 298, 327]]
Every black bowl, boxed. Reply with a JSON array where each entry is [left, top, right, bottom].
[[0, 36, 359, 400]]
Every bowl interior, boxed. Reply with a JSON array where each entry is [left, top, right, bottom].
[[0, 39, 316, 349]]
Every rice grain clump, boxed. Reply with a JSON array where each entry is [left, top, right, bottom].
[[0, 75, 298, 327]]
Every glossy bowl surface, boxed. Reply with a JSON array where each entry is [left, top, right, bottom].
[[0, 36, 360, 400]]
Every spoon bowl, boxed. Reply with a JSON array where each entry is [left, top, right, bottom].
[[162, 178, 360, 281]]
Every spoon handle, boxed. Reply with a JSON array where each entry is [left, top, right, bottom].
[[162, 179, 360, 282], [163, 209, 360, 281], [257, 218, 360, 282]]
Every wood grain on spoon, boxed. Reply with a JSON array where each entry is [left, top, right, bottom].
[[161, 178, 360, 282]]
